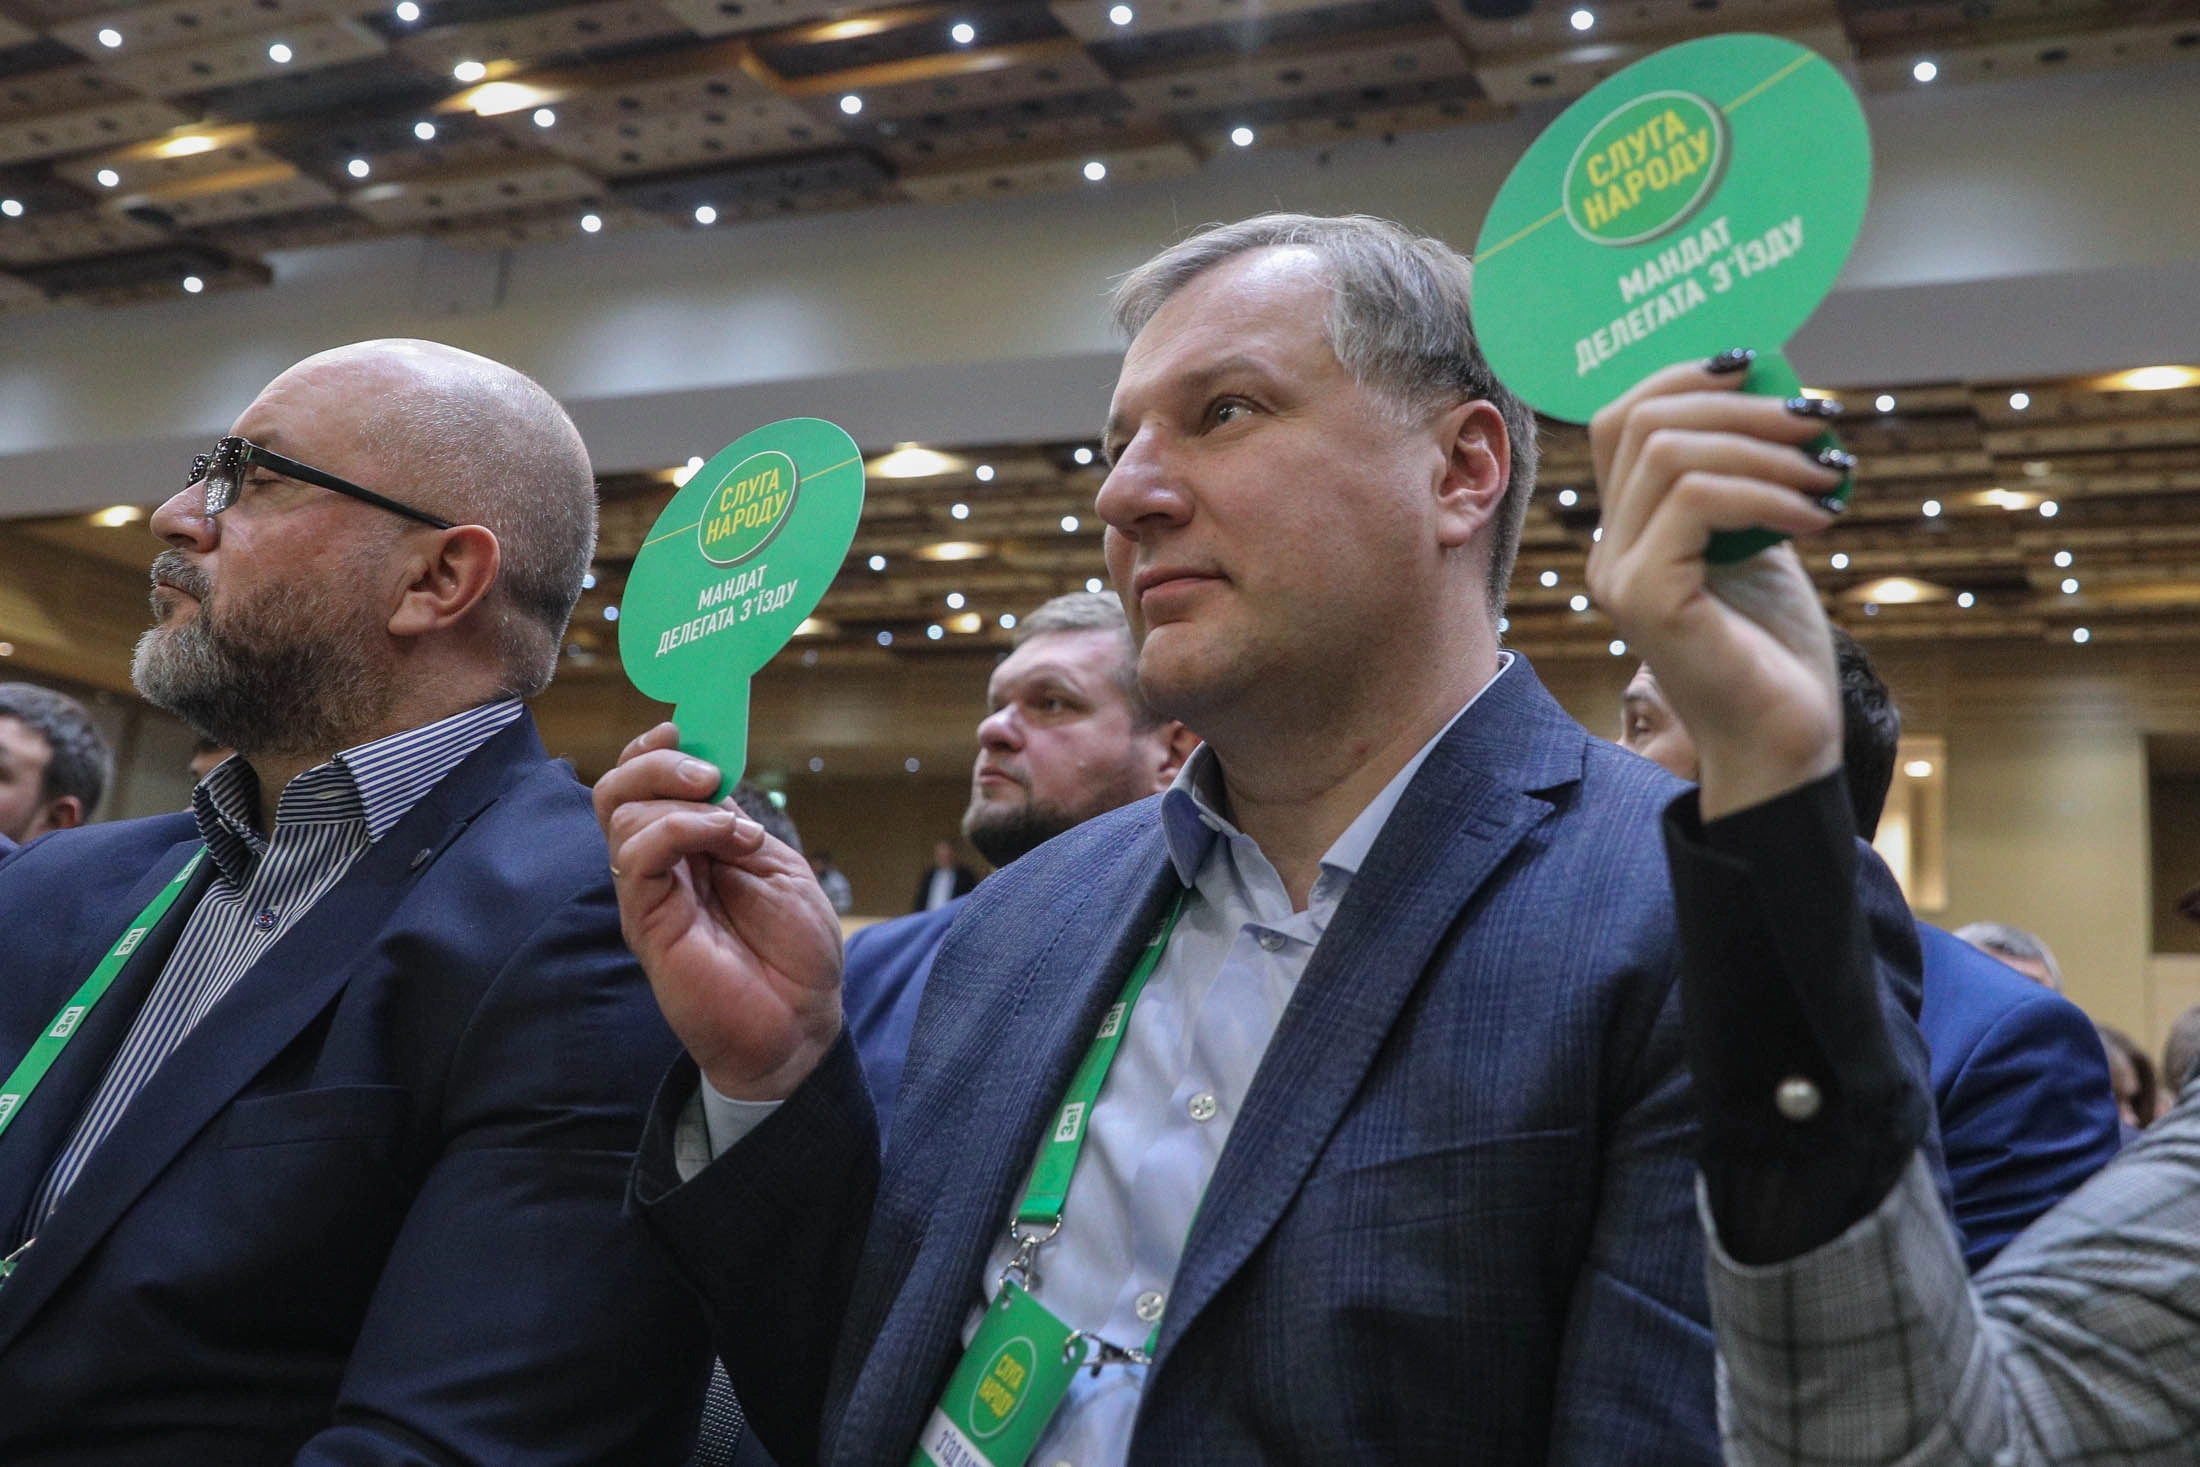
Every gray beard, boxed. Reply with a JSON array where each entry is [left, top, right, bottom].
[[133, 550, 392, 758]]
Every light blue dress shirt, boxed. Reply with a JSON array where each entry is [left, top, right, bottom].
[[698, 657, 1513, 1466]]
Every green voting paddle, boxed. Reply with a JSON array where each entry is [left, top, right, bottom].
[[1472, 33, 1872, 561], [617, 418, 865, 797]]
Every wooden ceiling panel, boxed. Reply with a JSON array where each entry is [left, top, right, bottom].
[[92, 16, 388, 98], [1047, 0, 1346, 44], [343, 154, 602, 223], [897, 136, 1193, 203], [47, 0, 352, 56], [397, 0, 693, 76], [0, 94, 190, 165], [1113, 26, 1469, 112], [0, 201, 167, 261]]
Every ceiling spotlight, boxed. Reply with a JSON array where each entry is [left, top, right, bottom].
[[949, 20, 975, 43], [1912, 59, 1938, 83], [2008, 390, 2031, 411], [1874, 393, 1896, 413], [998, 613, 1017, 629], [694, 204, 717, 224], [0, 199, 20, 218], [1556, 488, 1578, 507], [453, 59, 487, 82], [1229, 125, 1254, 148], [1608, 639, 1626, 656], [581, 572, 597, 589], [532, 107, 555, 128], [181, 275, 204, 293], [671, 455, 704, 486], [413, 120, 437, 140], [603, 605, 620, 621], [92, 504, 143, 527], [2053, 549, 2073, 567], [2039, 500, 2060, 518], [905, 756, 923, 771], [1538, 570, 1558, 587], [1921, 499, 1941, 518], [1904, 759, 1934, 778], [395, 0, 421, 19], [1109, 4, 1134, 24], [808, 755, 824, 771], [926, 624, 944, 641], [1060, 515, 1080, 532], [2115, 365, 2200, 391], [1569, 594, 1590, 612], [1830, 552, 1849, 569], [97, 27, 122, 46], [877, 630, 893, 646], [2061, 577, 2079, 595], [868, 554, 886, 571], [1072, 446, 1094, 465], [267, 41, 293, 62], [950, 502, 970, 520], [974, 464, 994, 482], [1569, 9, 1594, 31], [1082, 160, 1107, 182], [579, 211, 602, 233], [1086, 577, 1104, 593], [839, 93, 863, 115], [945, 592, 965, 609], [1956, 591, 1975, 608], [346, 157, 370, 178], [2072, 627, 2090, 643], [96, 168, 120, 188]]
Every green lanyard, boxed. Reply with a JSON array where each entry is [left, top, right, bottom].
[[996, 887, 1189, 1357], [0, 847, 205, 1145]]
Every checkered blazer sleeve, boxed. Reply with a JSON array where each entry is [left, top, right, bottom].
[[1705, 1100, 2200, 1467]]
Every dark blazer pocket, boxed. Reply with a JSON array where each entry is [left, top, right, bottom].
[[220, 1084, 410, 1150], [1300, 1127, 1589, 1233]]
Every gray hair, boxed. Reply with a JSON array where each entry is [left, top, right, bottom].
[[1953, 921, 2064, 991], [1111, 213, 1541, 615], [0, 681, 112, 817], [1011, 589, 1155, 727], [352, 342, 598, 698]]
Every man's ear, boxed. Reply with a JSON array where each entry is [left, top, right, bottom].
[[31, 794, 85, 837], [1433, 398, 1512, 551], [387, 524, 502, 639], [1150, 721, 1201, 791]]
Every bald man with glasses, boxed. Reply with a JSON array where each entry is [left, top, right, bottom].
[[0, 340, 709, 1464]]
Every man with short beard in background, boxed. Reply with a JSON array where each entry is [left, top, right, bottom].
[[0, 339, 707, 1464], [841, 589, 1197, 1142]]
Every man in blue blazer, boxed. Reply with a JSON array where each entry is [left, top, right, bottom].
[[599, 215, 1931, 1466], [844, 589, 1197, 1142], [1622, 634, 2119, 1270], [0, 340, 707, 1463]]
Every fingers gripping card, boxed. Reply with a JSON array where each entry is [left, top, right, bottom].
[[618, 419, 864, 796], [1471, 34, 1871, 560]]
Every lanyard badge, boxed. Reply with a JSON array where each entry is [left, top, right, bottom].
[[910, 890, 1189, 1467]]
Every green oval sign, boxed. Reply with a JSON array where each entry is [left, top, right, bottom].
[[1564, 89, 1727, 247], [696, 448, 798, 567], [966, 1335, 1037, 1440]]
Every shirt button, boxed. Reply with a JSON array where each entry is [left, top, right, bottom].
[[1134, 1289, 1165, 1323], [1256, 930, 1285, 952], [251, 908, 277, 933], [1187, 1092, 1218, 1122]]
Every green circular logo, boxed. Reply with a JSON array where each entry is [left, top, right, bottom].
[[1563, 89, 1728, 246], [696, 449, 798, 567], [967, 1336, 1037, 1439]]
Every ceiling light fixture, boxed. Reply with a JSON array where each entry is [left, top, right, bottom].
[[347, 158, 370, 178], [1570, 9, 1594, 31], [950, 20, 975, 43], [1230, 125, 1254, 147], [1912, 59, 1938, 82], [413, 120, 437, 140], [2008, 390, 2031, 411], [579, 211, 602, 232], [1083, 160, 1107, 181], [97, 26, 122, 46], [267, 41, 292, 62], [1109, 4, 1134, 24], [453, 59, 487, 83], [693, 204, 717, 224], [839, 93, 863, 115], [532, 107, 556, 127]]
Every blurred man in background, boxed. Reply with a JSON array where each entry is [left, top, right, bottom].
[[0, 681, 112, 849], [845, 589, 1196, 1141]]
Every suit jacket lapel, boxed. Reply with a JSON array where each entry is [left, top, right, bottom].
[[856, 821, 1182, 1457], [0, 719, 545, 1347], [0, 840, 211, 1250], [1156, 660, 1588, 1359]]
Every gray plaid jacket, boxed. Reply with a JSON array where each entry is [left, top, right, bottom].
[[1706, 1090, 2200, 1466]]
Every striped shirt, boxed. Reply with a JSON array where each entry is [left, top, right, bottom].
[[26, 699, 525, 1234]]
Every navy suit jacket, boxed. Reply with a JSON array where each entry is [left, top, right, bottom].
[[841, 897, 965, 1144], [1917, 920, 2121, 1270], [635, 659, 1933, 1466], [0, 716, 709, 1464]]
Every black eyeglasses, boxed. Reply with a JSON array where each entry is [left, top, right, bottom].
[[186, 436, 454, 530]]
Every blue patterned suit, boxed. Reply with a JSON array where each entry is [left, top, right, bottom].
[[636, 659, 1933, 1466]]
